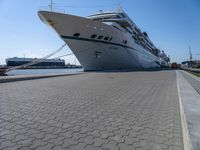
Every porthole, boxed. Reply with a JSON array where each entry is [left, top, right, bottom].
[[73, 33, 80, 37], [122, 40, 127, 44], [98, 36, 103, 40], [104, 37, 109, 40], [91, 34, 97, 38]]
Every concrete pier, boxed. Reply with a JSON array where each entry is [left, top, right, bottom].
[[0, 70, 196, 150], [177, 71, 200, 150]]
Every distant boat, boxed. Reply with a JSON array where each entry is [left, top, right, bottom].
[[6, 57, 65, 67], [38, 8, 170, 71]]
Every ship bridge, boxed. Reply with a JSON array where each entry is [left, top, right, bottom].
[[87, 10, 134, 31]]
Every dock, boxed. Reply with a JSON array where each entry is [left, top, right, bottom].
[[0, 70, 199, 150]]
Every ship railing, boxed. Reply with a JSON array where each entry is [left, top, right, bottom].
[[38, 6, 66, 13]]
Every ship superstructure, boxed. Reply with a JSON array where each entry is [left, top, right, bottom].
[[38, 8, 170, 71]]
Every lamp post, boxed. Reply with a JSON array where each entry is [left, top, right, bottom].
[[189, 46, 192, 68]]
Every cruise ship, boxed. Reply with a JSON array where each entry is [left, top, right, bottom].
[[38, 8, 170, 71]]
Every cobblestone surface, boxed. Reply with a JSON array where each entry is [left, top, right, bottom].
[[0, 71, 183, 149]]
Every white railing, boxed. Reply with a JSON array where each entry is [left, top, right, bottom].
[[38, 6, 66, 13]]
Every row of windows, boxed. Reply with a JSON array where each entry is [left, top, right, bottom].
[[93, 15, 121, 21], [73, 33, 113, 42], [90, 34, 113, 41], [133, 36, 157, 56], [74, 33, 128, 45]]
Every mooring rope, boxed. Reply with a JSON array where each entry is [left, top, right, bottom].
[[6, 44, 98, 73], [54, 52, 74, 59], [6, 43, 67, 72]]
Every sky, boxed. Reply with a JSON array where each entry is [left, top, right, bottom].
[[0, 0, 200, 65]]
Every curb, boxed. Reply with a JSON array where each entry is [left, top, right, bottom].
[[0, 73, 83, 83], [176, 71, 192, 150]]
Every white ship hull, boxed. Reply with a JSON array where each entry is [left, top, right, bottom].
[[38, 11, 161, 71]]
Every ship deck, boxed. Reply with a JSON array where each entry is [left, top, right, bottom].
[[0, 70, 199, 149]]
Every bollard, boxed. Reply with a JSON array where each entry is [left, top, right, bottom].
[[0, 68, 7, 76]]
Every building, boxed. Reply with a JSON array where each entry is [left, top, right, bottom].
[[181, 60, 200, 68]]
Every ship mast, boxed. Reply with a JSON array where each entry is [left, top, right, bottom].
[[49, 0, 53, 11], [117, 4, 123, 12], [189, 46, 192, 61]]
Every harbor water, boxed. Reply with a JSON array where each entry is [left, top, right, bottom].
[[5, 68, 83, 76]]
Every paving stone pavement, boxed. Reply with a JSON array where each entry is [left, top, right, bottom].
[[0, 71, 183, 150]]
